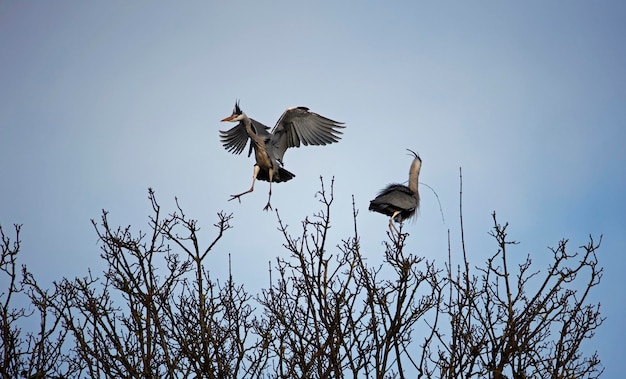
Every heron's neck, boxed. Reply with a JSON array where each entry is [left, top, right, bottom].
[[408, 159, 421, 196], [242, 114, 264, 145], [240, 114, 254, 134]]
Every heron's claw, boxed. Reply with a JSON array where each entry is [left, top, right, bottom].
[[263, 202, 273, 211]]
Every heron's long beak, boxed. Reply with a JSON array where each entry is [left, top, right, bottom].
[[221, 115, 236, 122]]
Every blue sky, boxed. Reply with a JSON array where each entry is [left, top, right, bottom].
[[1, 1, 624, 376]]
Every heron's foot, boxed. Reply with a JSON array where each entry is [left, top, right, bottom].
[[228, 187, 254, 203], [228, 194, 244, 203], [263, 202, 273, 211], [388, 221, 408, 245]]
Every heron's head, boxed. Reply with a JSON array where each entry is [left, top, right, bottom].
[[221, 100, 246, 122], [406, 149, 422, 163]]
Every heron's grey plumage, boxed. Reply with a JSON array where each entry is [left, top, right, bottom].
[[220, 101, 345, 210], [369, 150, 422, 233]]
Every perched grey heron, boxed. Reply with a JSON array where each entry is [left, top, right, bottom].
[[369, 149, 421, 233], [220, 101, 345, 210]]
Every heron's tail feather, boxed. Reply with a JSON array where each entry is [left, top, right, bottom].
[[257, 167, 295, 183]]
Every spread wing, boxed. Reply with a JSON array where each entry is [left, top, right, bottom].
[[269, 107, 344, 163], [219, 118, 271, 155]]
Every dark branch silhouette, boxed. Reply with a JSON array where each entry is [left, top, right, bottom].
[[0, 178, 604, 378]]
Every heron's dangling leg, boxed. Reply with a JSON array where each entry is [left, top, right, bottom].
[[263, 168, 274, 211], [388, 211, 401, 234], [229, 165, 260, 203]]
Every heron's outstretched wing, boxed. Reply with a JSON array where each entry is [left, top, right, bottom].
[[219, 118, 271, 155], [270, 107, 344, 162]]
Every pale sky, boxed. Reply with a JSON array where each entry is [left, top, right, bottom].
[[1, 1, 624, 376]]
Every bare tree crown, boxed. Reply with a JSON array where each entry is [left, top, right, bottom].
[[1, 180, 604, 378]]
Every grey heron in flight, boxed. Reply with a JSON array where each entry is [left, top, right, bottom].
[[369, 149, 421, 233], [220, 101, 345, 210]]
